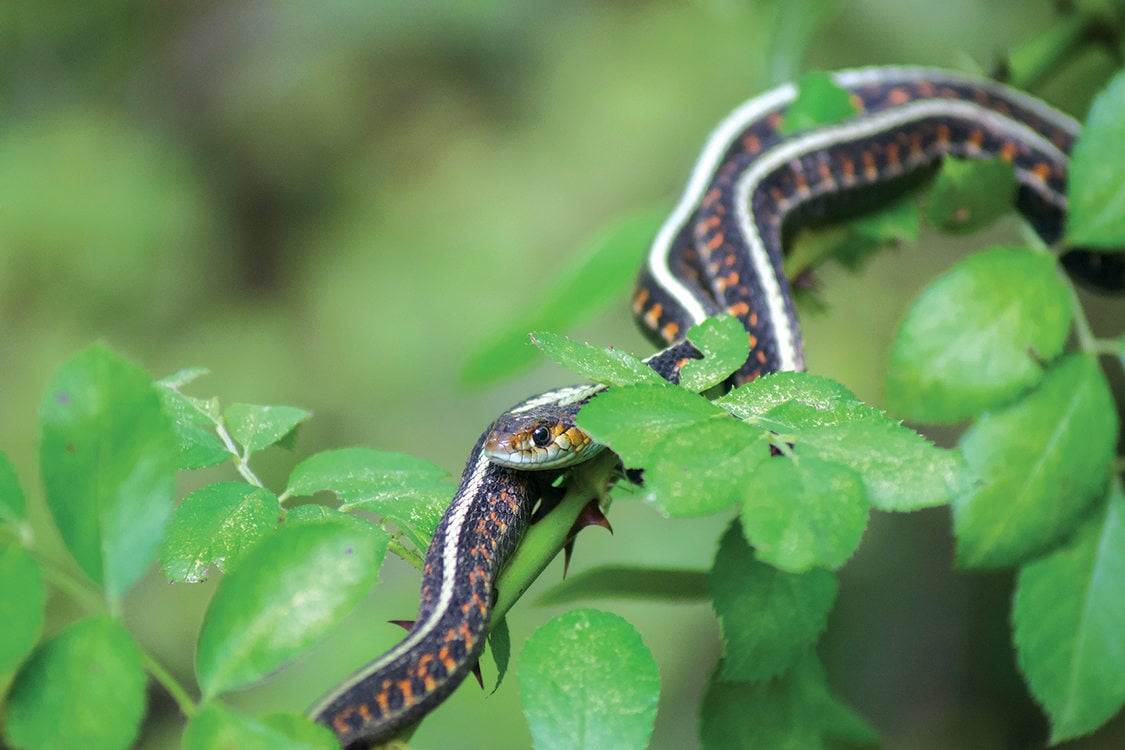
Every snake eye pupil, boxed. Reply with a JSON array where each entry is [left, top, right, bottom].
[[530, 425, 552, 448]]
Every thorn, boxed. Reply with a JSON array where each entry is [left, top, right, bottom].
[[563, 538, 576, 578], [561, 500, 613, 579], [572, 499, 613, 535], [388, 619, 415, 632], [471, 662, 484, 689]]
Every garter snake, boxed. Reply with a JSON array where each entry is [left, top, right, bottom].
[[310, 67, 1104, 747]]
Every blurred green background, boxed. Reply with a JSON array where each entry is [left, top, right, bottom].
[[2, 1, 1122, 748]]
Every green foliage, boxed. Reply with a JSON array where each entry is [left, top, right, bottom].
[[0, 542, 44, 680], [39, 344, 178, 606], [5, 617, 146, 750], [160, 483, 281, 583], [519, 609, 660, 750], [710, 522, 837, 682], [926, 158, 1018, 233], [780, 70, 857, 134], [0, 13, 1122, 750], [885, 247, 1072, 423], [700, 653, 876, 750], [1066, 69, 1125, 247], [1013, 482, 1125, 743], [195, 515, 387, 698], [954, 354, 1117, 568]]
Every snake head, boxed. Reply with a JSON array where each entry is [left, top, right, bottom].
[[483, 384, 605, 470]]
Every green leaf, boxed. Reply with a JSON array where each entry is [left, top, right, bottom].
[[529, 330, 665, 387], [160, 483, 281, 583], [954, 354, 1118, 568], [0, 542, 45, 679], [886, 247, 1071, 423], [0, 452, 26, 524], [926, 158, 1018, 233], [1013, 482, 1125, 742], [538, 565, 709, 605], [677, 314, 751, 392], [835, 195, 920, 270], [700, 653, 877, 750], [1066, 69, 1125, 247], [224, 403, 312, 455], [780, 71, 857, 134], [576, 383, 722, 467], [285, 447, 454, 550], [39, 343, 178, 602], [195, 518, 388, 698], [520, 609, 660, 750], [643, 418, 771, 516], [722, 372, 963, 511], [740, 449, 869, 573], [4, 616, 146, 750], [182, 703, 337, 750], [710, 521, 837, 681], [488, 616, 511, 695], [462, 208, 665, 384], [157, 384, 230, 470]]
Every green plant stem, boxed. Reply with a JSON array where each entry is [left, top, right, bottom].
[[31, 550, 106, 615], [213, 422, 266, 488], [1065, 277, 1100, 354], [140, 648, 198, 719], [491, 450, 621, 629]]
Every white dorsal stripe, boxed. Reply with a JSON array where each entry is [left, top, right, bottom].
[[731, 97, 1071, 373], [645, 66, 1079, 364], [307, 449, 492, 716]]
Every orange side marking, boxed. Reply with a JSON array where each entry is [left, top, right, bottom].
[[887, 87, 910, 105]]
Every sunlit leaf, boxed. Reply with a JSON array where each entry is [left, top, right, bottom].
[[954, 354, 1117, 568], [285, 447, 454, 550], [160, 483, 280, 583], [520, 609, 659, 750], [39, 343, 178, 603], [740, 449, 869, 572], [1067, 70, 1125, 247], [886, 247, 1071, 424], [225, 403, 311, 455], [711, 521, 837, 681], [677, 314, 750, 392], [196, 518, 387, 698], [529, 330, 664, 387], [1013, 482, 1125, 742]]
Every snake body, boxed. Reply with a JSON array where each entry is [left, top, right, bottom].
[[311, 67, 1090, 747]]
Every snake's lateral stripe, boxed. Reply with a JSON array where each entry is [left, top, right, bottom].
[[308, 435, 536, 747], [311, 68, 1088, 747]]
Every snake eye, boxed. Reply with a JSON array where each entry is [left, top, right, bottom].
[[530, 424, 553, 448]]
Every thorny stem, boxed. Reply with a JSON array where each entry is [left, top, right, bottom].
[[214, 421, 266, 488]]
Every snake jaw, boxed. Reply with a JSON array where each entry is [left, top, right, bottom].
[[483, 421, 599, 470]]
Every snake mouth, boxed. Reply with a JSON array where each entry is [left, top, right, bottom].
[[482, 424, 600, 470]]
